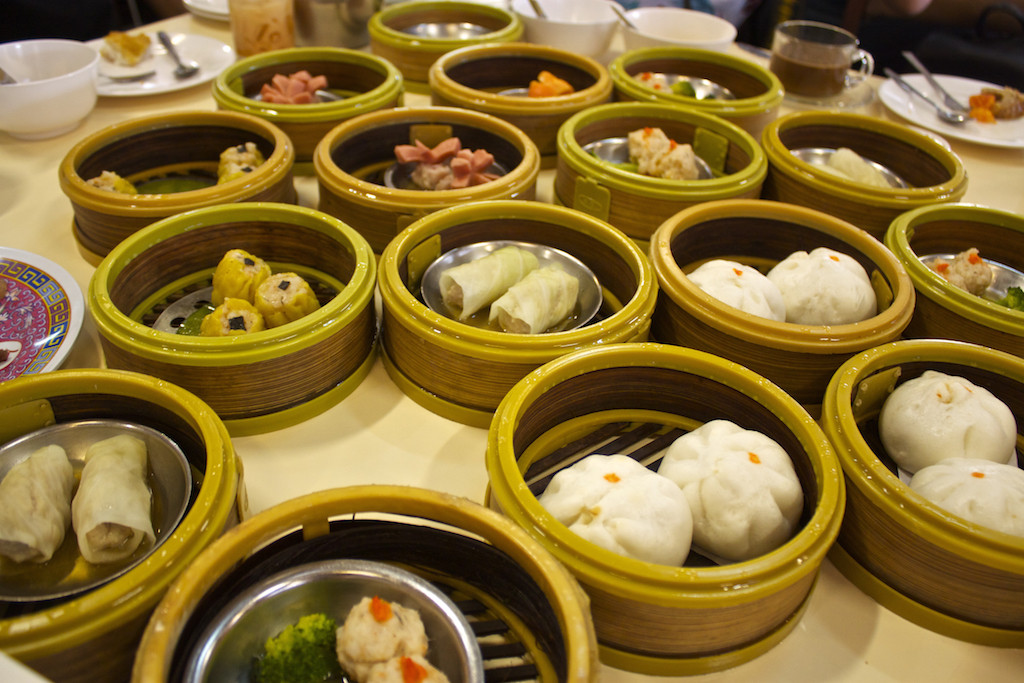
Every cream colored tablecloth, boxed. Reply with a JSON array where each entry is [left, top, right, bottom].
[[2, 11, 1023, 682]]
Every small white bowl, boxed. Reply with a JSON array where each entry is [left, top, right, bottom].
[[0, 39, 99, 140], [622, 7, 737, 53], [511, 0, 620, 59]]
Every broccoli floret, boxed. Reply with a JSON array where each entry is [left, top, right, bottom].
[[997, 286, 1024, 312], [251, 613, 343, 683]]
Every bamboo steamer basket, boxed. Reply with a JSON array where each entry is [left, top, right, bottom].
[[314, 105, 540, 253], [609, 46, 784, 138], [88, 202, 377, 436], [554, 101, 766, 247], [0, 368, 242, 683], [212, 46, 404, 169], [429, 42, 613, 166], [821, 339, 1024, 646], [885, 203, 1024, 358], [59, 110, 296, 264], [378, 199, 656, 428], [368, 0, 523, 92], [485, 342, 844, 675], [133, 485, 599, 682], [761, 111, 967, 239], [649, 198, 915, 407]]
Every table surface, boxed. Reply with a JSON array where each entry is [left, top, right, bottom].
[[2, 10, 1023, 683]]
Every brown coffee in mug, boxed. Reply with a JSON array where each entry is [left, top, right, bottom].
[[769, 20, 873, 100]]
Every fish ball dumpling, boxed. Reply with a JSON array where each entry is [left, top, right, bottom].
[[909, 458, 1024, 537], [878, 370, 1017, 474], [0, 445, 75, 563], [657, 420, 803, 562], [687, 259, 786, 321], [211, 248, 272, 305], [254, 272, 320, 327], [538, 453, 693, 566], [767, 247, 877, 325], [335, 596, 429, 682], [438, 245, 538, 319]]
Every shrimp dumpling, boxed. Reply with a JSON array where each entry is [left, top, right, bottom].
[[657, 420, 804, 562], [878, 370, 1017, 474], [335, 596, 429, 681], [766, 247, 876, 325], [909, 458, 1024, 537], [687, 259, 786, 321], [538, 453, 693, 566]]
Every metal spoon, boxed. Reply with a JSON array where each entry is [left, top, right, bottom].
[[610, 2, 638, 29], [901, 51, 969, 114], [156, 31, 199, 80], [884, 68, 967, 126], [527, 0, 547, 19]]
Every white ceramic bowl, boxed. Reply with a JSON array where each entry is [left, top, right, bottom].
[[0, 39, 99, 140], [511, 0, 620, 59], [622, 7, 737, 53]]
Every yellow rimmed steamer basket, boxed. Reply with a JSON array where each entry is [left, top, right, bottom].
[[554, 101, 766, 248], [429, 42, 613, 166], [821, 339, 1024, 646], [88, 202, 377, 436], [885, 203, 1024, 358], [212, 46, 404, 168], [0, 368, 242, 683], [485, 342, 845, 675], [133, 485, 599, 682], [761, 111, 967, 239], [59, 110, 296, 264], [368, 0, 523, 92], [314, 105, 540, 253], [649, 198, 915, 408], [378, 199, 657, 428], [609, 46, 784, 137]]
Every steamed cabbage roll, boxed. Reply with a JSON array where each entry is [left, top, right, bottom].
[[439, 246, 538, 319], [0, 445, 75, 563], [71, 434, 155, 564], [489, 266, 579, 334]]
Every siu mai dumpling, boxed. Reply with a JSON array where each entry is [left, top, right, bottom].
[[657, 420, 803, 562], [878, 370, 1017, 474], [687, 259, 786, 321], [254, 272, 320, 327], [489, 266, 579, 334], [538, 453, 693, 566], [0, 445, 74, 563], [210, 248, 272, 306], [200, 298, 266, 336], [766, 247, 876, 325], [438, 246, 538, 319], [335, 596, 429, 682], [71, 434, 155, 564], [910, 458, 1024, 537]]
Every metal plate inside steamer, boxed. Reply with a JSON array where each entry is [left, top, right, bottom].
[[420, 240, 603, 333], [790, 147, 908, 188], [401, 21, 490, 39], [583, 137, 714, 179]]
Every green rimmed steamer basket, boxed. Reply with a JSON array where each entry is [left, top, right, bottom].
[[821, 339, 1024, 646], [368, 0, 523, 93], [212, 46, 404, 168], [88, 203, 377, 436], [554, 101, 766, 248], [885, 202, 1024, 358], [609, 46, 784, 138], [0, 368, 242, 683], [378, 199, 656, 428], [485, 343, 845, 675]]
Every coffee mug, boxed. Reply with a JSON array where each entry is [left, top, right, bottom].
[[768, 20, 874, 100]]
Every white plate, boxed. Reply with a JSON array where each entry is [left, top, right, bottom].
[[0, 247, 84, 382], [88, 32, 235, 97], [878, 73, 1024, 149], [184, 0, 230, 21]]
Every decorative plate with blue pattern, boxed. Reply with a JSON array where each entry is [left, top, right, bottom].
[[0, 248, 84, 381]]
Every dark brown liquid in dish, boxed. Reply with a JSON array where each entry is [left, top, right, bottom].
[[769, 43, 848, 98]]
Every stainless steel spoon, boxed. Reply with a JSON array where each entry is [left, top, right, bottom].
[[901, 51, 969, 114], [157, 31, 199, 80], [884, 68, 967, 126], [610, 2, 638, 29], [527, 0, 547, 19]]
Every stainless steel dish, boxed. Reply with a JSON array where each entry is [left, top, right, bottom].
[[583, 136, 714, 179], [790, 146, 909, 188]]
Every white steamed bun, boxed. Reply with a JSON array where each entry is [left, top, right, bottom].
[[657, 420, 803, 561], [766, 247, 876, 325], [687, 259, 786, 321], [909, 458, 1024, 537], [878, 370, 1017, 474], [538, 453, 693, 566]]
